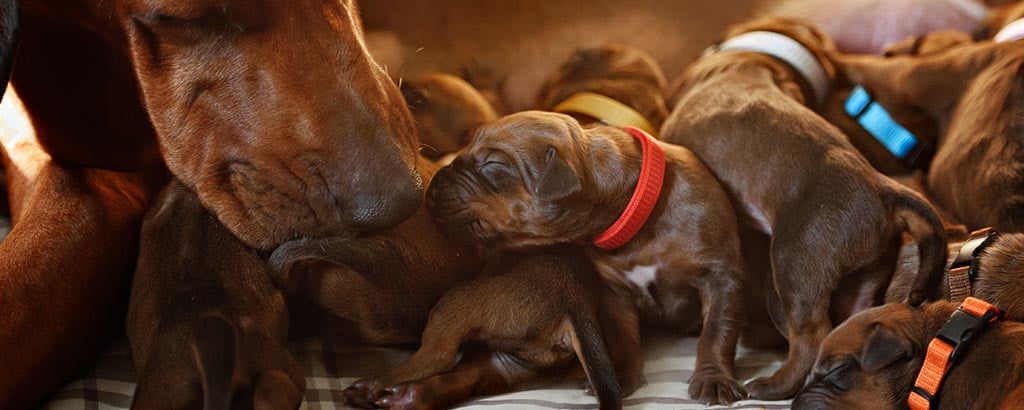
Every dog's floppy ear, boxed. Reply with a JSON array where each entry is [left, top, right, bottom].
[[0, 0, 20, 102], [859, 324, 914, 372], [535, 146, 582, 200]]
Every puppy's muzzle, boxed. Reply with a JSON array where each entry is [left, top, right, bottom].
[[426, 165, 487, 244]]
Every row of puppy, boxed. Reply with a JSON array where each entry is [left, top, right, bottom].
[[123, 8, 1024, 410]]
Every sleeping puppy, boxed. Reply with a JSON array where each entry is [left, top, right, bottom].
[[794, 300, 1024, 409], [401, 74, 499, 160], [268, 157, 478, 347], [663, 17, 948, 399], [127, 180, 304, 409], [836, 16, 1024, 232], [539, 44, 669, 132], [344, 244, 631, 410], [428, 110, 748, 404]]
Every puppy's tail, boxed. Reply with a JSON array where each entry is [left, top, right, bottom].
[[884, 189, 948, 306], [192, 314, 238, 410], [567, 309, 623, 410]]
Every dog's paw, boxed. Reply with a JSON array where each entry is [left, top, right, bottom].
[[376, 382, 435, 410], [343, 377, 390, 408], [688, 373, 746, 405], [744, 376, 795, 401]]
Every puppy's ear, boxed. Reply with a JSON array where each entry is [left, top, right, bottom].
[[535, 146, 582, 201], [859, 324, 914, 372]]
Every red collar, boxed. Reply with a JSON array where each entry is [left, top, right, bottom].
[[592, 126, 666, 250], [908, 297, 1002, 410]]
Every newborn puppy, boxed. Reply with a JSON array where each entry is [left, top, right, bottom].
[[837, 19, 1024, 232], [795, 301, 1024, 409], [127, 180, 303, 409], [539, 44, 669, 132], [344, 244, 631, 410], [664, 17, 948, 399], [269, 158, 478, 346], [401, 74, 499, 160], [429, 111, 748, 404]]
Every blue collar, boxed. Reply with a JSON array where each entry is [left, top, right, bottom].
[[843, 86, 929, 168]]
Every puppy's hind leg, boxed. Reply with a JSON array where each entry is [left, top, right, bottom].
[[745, 234, 837, 400], [379, 348, 522, 410]]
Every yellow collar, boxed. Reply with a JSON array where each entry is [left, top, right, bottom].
[[552, 92, 658, 137]]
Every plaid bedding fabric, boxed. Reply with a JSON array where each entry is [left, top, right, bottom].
[[41, 334, 791, 410]]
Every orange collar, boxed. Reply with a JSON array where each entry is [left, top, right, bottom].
[[592, 126, 665, 250], [909, 297, 1003, 410]]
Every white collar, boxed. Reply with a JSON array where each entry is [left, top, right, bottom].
[[995, 18, 1024, 43], [716, 31, 830, 106]]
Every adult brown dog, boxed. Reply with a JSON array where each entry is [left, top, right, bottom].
[[127, 180, 304, 409], [663, 17, 948, 399], [0, 0, 421, 406], [428, 111, 748, 404], [343, 244, 628, 410], [794, 301, 1024, 409], [837, 23, 1024, 232]]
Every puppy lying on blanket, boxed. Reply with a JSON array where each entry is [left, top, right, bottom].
[[663, 17, 949, 399], [345, 244, 626, 410], [795, 299, 1024, 409], [127, 180, 303, 409], [836, 15, 1024, 232]]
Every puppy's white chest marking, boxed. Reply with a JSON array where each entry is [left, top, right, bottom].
[[624, 264, 659, 300]]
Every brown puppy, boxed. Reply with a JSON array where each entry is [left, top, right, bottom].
[[886, 231, 1024, 320], [127, 180, 303, 409], [428, 110, 748, 404], [401, 74, 499, 160], [343, 244, 629, 410], [664, 17, 948, 399], [268, 158, 478, 346], [794, 301, 1024, 409], [836, 23, 1024, 232], [0, 0, 422, 404], [539, 45, 670, 130]]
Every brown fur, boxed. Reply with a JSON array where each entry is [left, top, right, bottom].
[[401, 74, 499, 160], [127, 180, 304, 409], [836, 26, 1024, 232], [539, 45, 670, 129], [428, 110, 748, 404], [795, 301, 1024, 409], [663, 17, 948, 399], [343, 245, 630, 410], [0, 0, 425, 404]]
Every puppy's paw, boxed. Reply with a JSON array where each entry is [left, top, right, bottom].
[[744, 376, 795, 401], [344, 377, 390, 408], [376, 382, 435, 410], [688, 373, 746, 405]]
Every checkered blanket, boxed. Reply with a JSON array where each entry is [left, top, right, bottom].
[[41, 334, 790, 410]]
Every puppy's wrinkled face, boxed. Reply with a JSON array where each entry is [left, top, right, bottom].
[[794, 304, 924, 410], [427, 111, 590, 247], [119, 0, 422, 249], [401, 74, 499, 159], [540, 45, 669, 127]]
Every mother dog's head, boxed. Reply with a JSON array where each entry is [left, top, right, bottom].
[[0, 0, 422, 249]]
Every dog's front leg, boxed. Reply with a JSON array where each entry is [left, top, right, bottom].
[[0, 163, 153, 408], [689, 265, 746, 404]]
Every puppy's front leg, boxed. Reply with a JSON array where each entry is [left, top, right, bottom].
[[689, 265, 746, 404]]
